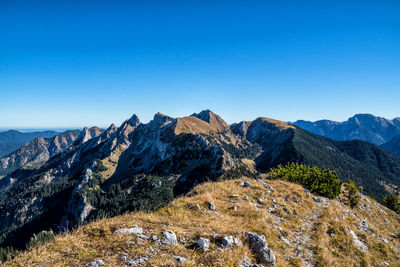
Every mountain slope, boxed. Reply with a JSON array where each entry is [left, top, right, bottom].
[[294, 114, 400, 145], [381, 134, 400, 157], [0, 129, 84, 176], [232, 118, 400, 198], [0, 130, 58, 158], [1, 111, 400, 255], [6, 178, 400, 266], [0, 111, 255, 250]]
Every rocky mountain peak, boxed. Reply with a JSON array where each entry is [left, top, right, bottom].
[[191, 109, 214, 123], [107, 124, 118, 133], [127, 114, 141, 127], [230, 121, 252, 138], [48, 130, 81, 154], [191, 110, 230, 132], [75, 127, 103, 145], [100, 124, 118, 139], [392, 117, 400, 127], [245, 117, 294, 146], [31, 136, 47, 145], [149, 112, 175, 129]]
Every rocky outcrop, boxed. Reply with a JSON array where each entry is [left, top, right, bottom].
[[74, 127, 103, 145], [197, 237, 210, 251], [161, 230, 178, 246], [115, 225, 143, 235], [348, 227, 368, 252], [60, 169, 95, 229], [245, 232, 276, 266], [221, 236, 242, 247]]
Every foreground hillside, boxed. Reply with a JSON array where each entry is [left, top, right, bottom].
[[7, 178, 400, 267]]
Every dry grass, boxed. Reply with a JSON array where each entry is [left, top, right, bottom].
[[99, 145, 124, 180], [173, 116, 217, 135], [241, 159, 256, 172], [6, 179, 400, 267], [258, 118, 295, 130]]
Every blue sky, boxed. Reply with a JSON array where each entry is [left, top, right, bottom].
[[1, 1, 399, 129]]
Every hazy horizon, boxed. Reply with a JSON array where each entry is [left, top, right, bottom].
[[0, 111, 399, 132]]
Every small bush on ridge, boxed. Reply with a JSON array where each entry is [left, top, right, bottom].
[[269, 163, 342, 199]]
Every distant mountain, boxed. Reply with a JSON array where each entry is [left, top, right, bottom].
[[0, 128, 101, 176], [1, 110, 400, 251], [381, 134, 400, 157], [232, 117, 400, 198], [0, 130, 59, 157], [294, 114, 400, 145]]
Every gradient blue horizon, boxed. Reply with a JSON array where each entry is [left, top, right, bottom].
[[1, 1, 399, 128]]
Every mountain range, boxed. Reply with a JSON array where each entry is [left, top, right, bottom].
[[294, 114, 400, 148], [0, 110, 399, 252], [0, 130, 59, 158], [0, 128, 103, 177]]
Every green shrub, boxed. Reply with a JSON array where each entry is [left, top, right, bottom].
[[0, 246, 18, 263], [269, 163, 342, 199], [25, 230, 55, 250], [381, 194, 400, 214], [343, 180, 361, 208]]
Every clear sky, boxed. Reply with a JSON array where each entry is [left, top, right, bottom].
[[1, 0, 399, 129]]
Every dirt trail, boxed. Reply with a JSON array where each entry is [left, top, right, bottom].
[[289, 202, 326, 267]]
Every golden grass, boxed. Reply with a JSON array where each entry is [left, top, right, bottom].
[[173, 116, 216, 135], [241, 159, 256, 172], [6, 179, 400, 267], [99, 145, 124, 180], [258, 117, 295, 130]]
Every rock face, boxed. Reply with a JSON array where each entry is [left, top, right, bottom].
[[294, 114, 400, 145], [197, 237, 210, 252], [240, 256, 264, 267], [75, 127, 103, 145], [111, 111, 247, 195], [173, 256, 187, 263], [161, 230, 178, 246], [86, 259, 104, 267], [245, 232, 276, 266], [221, 236, 242, 247], [348, 228, 368, 252], [207, 201, 216, 210], [115, 225, 143, 235]]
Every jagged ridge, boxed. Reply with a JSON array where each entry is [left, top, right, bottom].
[[0, 110, 400, 254]]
